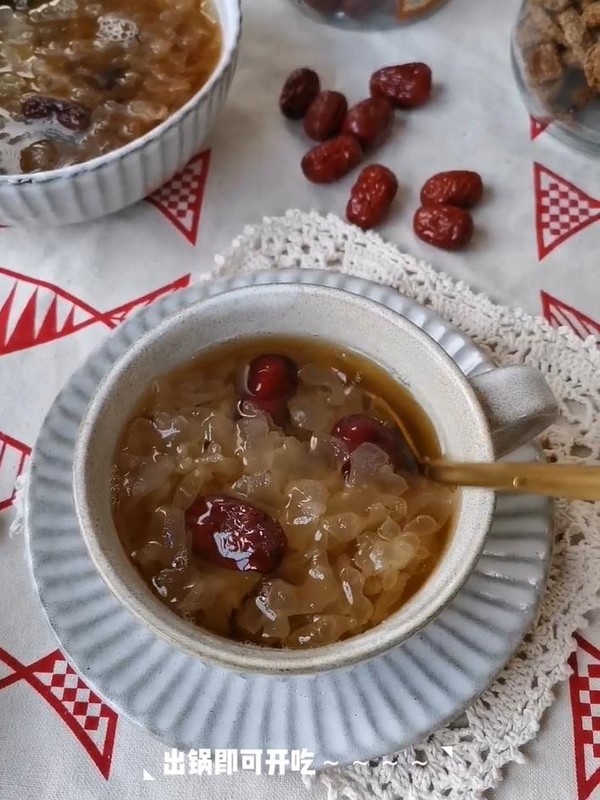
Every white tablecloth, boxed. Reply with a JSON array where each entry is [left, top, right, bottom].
[[1, 0, 599, 798]]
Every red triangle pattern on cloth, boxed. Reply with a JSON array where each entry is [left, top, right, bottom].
[[534, 163, 600, 261], [0, 267, 190, 356], [97, 273, 191, 327], [0, 647, 117, 779], [541, 291, 600, 341], [0, 430, 30, 512], [569, 634, 600, 800], [146, 150, 211, 245], [530, 116, 550, 140]]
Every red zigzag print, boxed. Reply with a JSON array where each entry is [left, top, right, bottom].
[[0, 647, 118, 779], [0, 269, 190, 356], [0, 271, 190, 510]]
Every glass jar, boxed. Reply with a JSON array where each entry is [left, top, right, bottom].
[[512, 0, 600, 154], [292, 0, 451, 30]]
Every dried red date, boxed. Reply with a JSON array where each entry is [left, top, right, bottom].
[[279, 68, 321, 120], [370, 63, 432, 109], [413, 205, 474, 251], [19, 140, 59, 173], [21, 95, 55, 120], [331, 414, 417, 473], [21, 94, 91, 132], [247, 354, 298, 399], [241, 354, 297, 427], [303, 91, 348, 141], [420, 171, 484, 209], [186, 495, 287, 574], [301, 135, 362, 184], [55, 102, 91, 132], [342, 97, 393, 150], [346, 165, 398, 230]]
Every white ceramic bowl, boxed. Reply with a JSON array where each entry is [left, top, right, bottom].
[[0, 0, 241, 226], [72, 278, 558, 676]]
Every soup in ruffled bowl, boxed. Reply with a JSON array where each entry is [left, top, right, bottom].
[[1, 0, 221, 173], [0, 0, 240, 225]]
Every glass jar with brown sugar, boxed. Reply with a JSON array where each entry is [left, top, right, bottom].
[[512, 0, 600, 154], [291, 0, 452, 29]]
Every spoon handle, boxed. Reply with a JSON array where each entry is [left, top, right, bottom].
[[425, 461, 600, 501]]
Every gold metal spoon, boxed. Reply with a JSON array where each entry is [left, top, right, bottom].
[[423, 460, 600, 501], [368, 393, 600, 501]]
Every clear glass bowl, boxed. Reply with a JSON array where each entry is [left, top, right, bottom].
[[512, 0, 600, 155], [291, 0, 451, 30]]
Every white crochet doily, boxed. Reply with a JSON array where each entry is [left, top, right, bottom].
[[203, 209, 600, 800]]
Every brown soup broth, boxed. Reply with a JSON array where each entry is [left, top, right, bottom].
[[111, 337, 457, 649], [0, 0, 221, 173]]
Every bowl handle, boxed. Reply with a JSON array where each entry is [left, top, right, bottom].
[[468, 365, 558, 458]]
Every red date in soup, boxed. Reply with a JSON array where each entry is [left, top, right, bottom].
[[186, 495, 287, 574], [246, 354, 298, 399]]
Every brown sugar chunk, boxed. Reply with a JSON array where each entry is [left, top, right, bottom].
[[517, 13, 547, 50], [537, 0, 572, 11], [527, 41, 566, 84], [557, 7, 592, 56], [529, 4, 568, 44], [583, 1, 600, 28], [527, 42, 564, 86], [584, 42, 600, 88]]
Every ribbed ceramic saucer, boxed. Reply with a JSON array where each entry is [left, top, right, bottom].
[[26, 269, 553, 767]]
